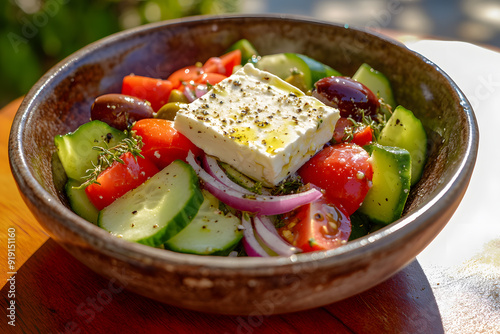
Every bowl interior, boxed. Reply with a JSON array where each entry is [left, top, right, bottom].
[[18, 15, 472, 217], [9, 15, 478, 313]]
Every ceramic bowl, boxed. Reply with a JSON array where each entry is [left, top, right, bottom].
[[9, 15, 478, 315]]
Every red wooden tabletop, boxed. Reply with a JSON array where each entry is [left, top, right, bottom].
[[1, 96, 444, 333]]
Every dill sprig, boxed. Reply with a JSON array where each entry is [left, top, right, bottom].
[[333, 106, 388, 145], [75, 134, 144, 189], [356, 106, 388, 140], [248, 181, 263, 195]]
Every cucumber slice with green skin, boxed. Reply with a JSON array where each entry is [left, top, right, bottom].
[[256, 53, 341, 91], [65, 178, 99, 224], [164, 190, 243, 255], [227, 39, 260, 64], [256, 53, 313, 90], [359, 143, 411, 225], [219, 161, 261, 193], [54, 120, 127, 180], [324, 66, 342, 78], [349, 211, 372, 241], [378, 105, 427, 186], [295, 54, 342, 84], [352, 63, 396, 110], [98, 160, 204, 247]]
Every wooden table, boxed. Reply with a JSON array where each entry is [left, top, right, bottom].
[[2, 38, 499, 333]]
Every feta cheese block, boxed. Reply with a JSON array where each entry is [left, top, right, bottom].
[[174, 63, 340, 186]]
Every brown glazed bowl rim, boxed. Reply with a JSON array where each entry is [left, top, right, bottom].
[[9, 14, 478, 273]]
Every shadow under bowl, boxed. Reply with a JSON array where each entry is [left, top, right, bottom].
[[9, 14, 478, 315]]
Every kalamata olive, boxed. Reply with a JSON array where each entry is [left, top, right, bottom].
[[91, 94, 154, 131], [313, 77, 379, 121]]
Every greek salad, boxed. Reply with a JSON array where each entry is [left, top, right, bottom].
[[54, 39, 427, 257]]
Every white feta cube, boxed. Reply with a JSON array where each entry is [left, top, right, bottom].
[[174, 63, 339, 186]]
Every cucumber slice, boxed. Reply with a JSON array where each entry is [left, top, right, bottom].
[[227, 39, 260, 64], [164, 190, 243, 255], [348, 211, 372, 241], [295, 54, 342, 84], [98, 160, 204, 247], [352, 63, 396, 110], [256, 53, 313, 90], [359, 143, 411, 225], [54, 120, 127, 180], [219, 161, 261, 193], [324, 66, 342, 78], [65, 178, 99, 224], [256, 53, 341, 91], [378, 105, 427, 186]]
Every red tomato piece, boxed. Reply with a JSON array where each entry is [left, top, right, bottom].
[[131, 119, 203, 170], [278, 196, 351, 252], [85, 152, 159, 210], [202, 57, 226, 75], [181, 73, 228, 99], [167, 50, 241, 91], [332, 117, 353, 143], [203, 49, 241, 75], [121, 75, 173, 112], [332, 117, 373, 147], [352, 124, 373, 147], [195, 72, 227, 86], [298, 143, 373, 216], [167, 65, 204, 90]]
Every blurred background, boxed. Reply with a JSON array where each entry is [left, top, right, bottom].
[[1, 0, 500, 108]]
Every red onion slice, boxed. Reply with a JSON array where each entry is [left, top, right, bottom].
[[183, 87, 196, 103], [202, 155, 253, 195], [253, 216, 300, 256], [241, 214, 269, 257], [186, 152, 323, 215], [195, 85, 208, 98], [203, 155, 272, 196]]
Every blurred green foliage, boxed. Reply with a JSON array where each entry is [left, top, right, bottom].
[[0, 0, 240, 107]]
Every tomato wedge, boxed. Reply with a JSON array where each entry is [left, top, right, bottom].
[[351, 124, 374, 147], [202, 57, 226, 75], [121, 75, 173, 112], [181, 72, 229, 99], [203, 49, 241, 76], [195, 72, 228, 86], [298, 143, 373, 216], [167, 65, 204, 90], [167, 49, 241, 90], [85, 152, 159, 210], [131, 119, 203, 170], [278, 196, 351, 252]]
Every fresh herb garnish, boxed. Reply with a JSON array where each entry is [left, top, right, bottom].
[[274, 216, 286, 229], [248, 181, 263, 195], [75, 133, 144, 189], [271, 175, 303, 195], [359, 106, 388, 140], [308, 238, 317, 248], [331, 107, 388, 145], [317, 118, 323, 129], [340, 120, 356, 143]]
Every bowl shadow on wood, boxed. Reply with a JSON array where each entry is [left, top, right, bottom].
[[3, 238, 443, 332]]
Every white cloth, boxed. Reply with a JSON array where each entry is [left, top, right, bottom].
[[408, 40, 500, 334]]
